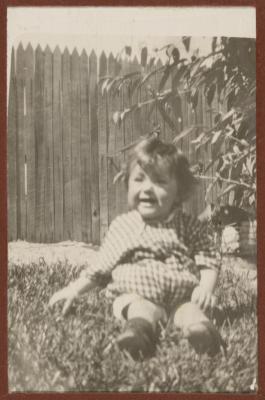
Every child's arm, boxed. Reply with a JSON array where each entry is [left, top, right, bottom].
[[191, 268, 218, 310], [49, 213, 133, 314], [49, 275, 95, 315], [199, 268, 218, 293], [185, 215, 220, 310]]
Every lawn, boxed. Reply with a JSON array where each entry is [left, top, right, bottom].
[[8, 255, 257, 392]]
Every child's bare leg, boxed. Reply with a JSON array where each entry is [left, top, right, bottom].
[[173, 302, 209, 330], [173, 302, 223, 356], [126, 298, 167, 332], [113, 294, 166, 360]]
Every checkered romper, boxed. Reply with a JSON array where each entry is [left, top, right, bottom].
[[82, 209, 220, 309]]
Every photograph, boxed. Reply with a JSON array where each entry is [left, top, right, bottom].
[[6, 5, 258, 393]]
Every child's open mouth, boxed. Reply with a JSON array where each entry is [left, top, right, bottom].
[[139, 198, 156, 205]]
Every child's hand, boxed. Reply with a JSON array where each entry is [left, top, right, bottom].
[[191, 285, 217, 311], [49, 283, 79, 316], [49, 277, 93, 316]]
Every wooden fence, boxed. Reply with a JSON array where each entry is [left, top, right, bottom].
[[7, 43, 221, 244]]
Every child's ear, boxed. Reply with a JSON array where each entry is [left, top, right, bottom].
[[174, 193, 182, 206]]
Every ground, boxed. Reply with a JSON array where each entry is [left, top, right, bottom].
[[8, 239, 257, 287], [8, 240, 258, 393]]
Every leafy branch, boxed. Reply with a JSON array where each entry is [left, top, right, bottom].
[[104, 37, 256, 210]]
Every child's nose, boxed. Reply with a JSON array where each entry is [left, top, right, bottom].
[[142, 179, 153, 192]]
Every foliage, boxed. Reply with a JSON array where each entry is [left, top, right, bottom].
[[9, 259, 257, 392], [100, 38, 256, 211]]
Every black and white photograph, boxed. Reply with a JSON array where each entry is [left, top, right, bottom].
[[7, 6, 257, 392]]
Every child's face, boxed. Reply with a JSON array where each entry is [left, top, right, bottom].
[[128, 162, 179, 221]]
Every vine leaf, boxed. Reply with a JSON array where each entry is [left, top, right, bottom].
[[113, 111, 121, 126], [217, 184, 237, 199], [141, 47, 148, 67], [172, 48, 180, 64], [182, 36, 191, 52], [173, 126, 195, 144], [138, 65, 164, 89], [125, 46, 132, 56], [157, 102, 176, 131], [158, 65, 171, 92], [211, 130, 222, 144], [206, 83, 216, 106]]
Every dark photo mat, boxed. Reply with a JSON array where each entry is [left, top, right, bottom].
[[0, 1, 264, 399]]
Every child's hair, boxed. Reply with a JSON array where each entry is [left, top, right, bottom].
[[122, 136, 197, 202]]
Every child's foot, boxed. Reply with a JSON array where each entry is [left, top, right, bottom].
[[186, 320, 226, 356], [116, 317, 157, 361]]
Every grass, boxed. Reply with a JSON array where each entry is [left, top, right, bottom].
[[8, 258, 257, 392]]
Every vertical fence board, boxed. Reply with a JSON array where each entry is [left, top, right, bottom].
[[53, 46, 64, 241], [124, 58, 134, 145], [7, 47, 17, 240], [71, 49, 82, 242], [98, 52, 108, 241], [107, 53, 118, 224], [204, 89, 216, 209], [43, 46, 54, 242], [113, 58, 125, 219], [171, 66, 183, 142], [62, 48, 73, 240], [219, 96, 229, 205], [201, 88, 214, 205], [24, 44, 35, 241], [155, 59, 165, 141], [131, 56, 142, 143], [185, 99, 193, 214], [80, 50, 91, 243], [16, 44, 27, 239], [89, 50, 100, 244], [139, 60, 149, 138], [188, 100, 200, 215], [195, 89, 207, 214], [180, 90, 191, 214], [34, 45, 45, 242], [119, 57, 132, 213], [163, 63, 174, 143], [211, 91, 221, 204], [146, 58, 157, 133]]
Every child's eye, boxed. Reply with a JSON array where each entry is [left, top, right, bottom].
[[133, 176, 144, 182], [156, 179, 168, 184]]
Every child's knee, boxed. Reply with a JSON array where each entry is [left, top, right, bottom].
[[173, 302, 208, 331], [127, 298, 167, 326], [113, 293, 142, 321], [113, 294, 167, 330]]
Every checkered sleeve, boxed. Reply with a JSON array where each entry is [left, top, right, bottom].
[[81, 214, 133, 284], [185, 215, 220, 272]]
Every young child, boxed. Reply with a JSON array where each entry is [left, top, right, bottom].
[[49, 136, 223, 360]]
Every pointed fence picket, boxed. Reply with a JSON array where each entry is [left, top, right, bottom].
[[71, 48, 82, 242], [107, 53, 119, 225], [62, 48, 73, 241], [34, 45, 45, 242], [16, 44, 27, 240], [98, 52, 109, 242], [88, 50, 100, 244], [80, 49, 91, 243], [43, 45, 54, 242], [8, 43, 230, 245], [7, 48, 17, 241]]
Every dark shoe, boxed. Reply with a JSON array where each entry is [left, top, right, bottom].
[[116, 318, 157, 361], [186, 320, 226, 357]]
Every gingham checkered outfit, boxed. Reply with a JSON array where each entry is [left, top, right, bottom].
[[83, 209, 220, 309]]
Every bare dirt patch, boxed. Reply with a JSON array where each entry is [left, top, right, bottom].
[[8, 240, 99, 266], [8, 241, 257, 290]]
